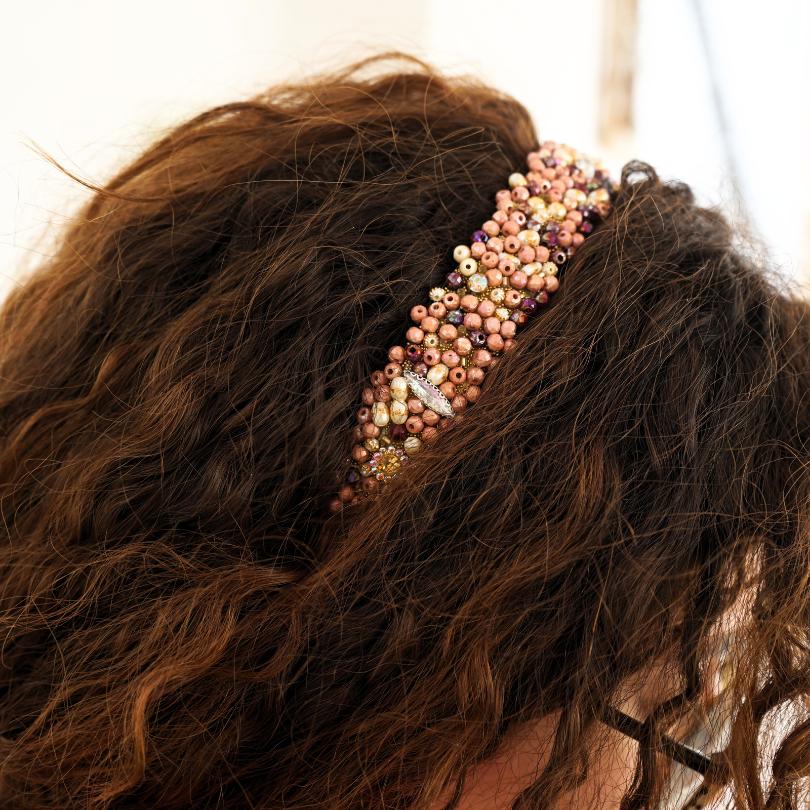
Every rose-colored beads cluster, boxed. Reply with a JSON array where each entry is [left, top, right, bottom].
[[329, 140, 618, 512]]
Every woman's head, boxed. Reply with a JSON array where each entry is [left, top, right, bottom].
[[0, 53, 808, 809]]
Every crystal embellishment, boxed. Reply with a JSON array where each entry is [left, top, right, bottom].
[[403, 370, 455, 418]]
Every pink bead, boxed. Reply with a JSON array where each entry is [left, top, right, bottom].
[[463, 313, 482, 330], [362, 387, 375, 405], [492, 211, 508, 225], [414, 362, 428, 376], [481, 251, 500, 269], [499, 256, 519, 275], [567, 210, 583, 225], [527, 274, 546, 292], [472, 349, 492, 367], [500, 320, 517, 338], [471, 241, 486, 258], [375, 385, 391, 402], [442, 349, 460, 367], [428, 302, 447, 319], [503, 339, 515, 351], [407, 397, 424, 414], [460, 294, 479, 311], [545, 276, 560, 292], [512, 186, 529, 201], [357, 406, 371, 423], [510, 270, 528, 289], [438, 324, 457, 342], [384, 362, 402, 379], [477, 299, 496, 317], [510, 211, 527, 227], [487, 236, 503, 252], [561, 219, 577, 233], [503, 232, 520, 248], [487, 333, 504, 352], [371, 370, 386, 386], [362, 422, 380, 438], [504, 289, 522, 307], [466, 385, 481, 402], [421, 316, 439, 333], [454, 336, 472, 355], [484, 316, 501, 334], [518, 245, 536, 263], [486, 268, 503, 287], [535, 245, 550, 263], [406, 327, 424, 344], [422, 409, 440, 427], [406, 416, 424, 433], [439, 382, 455, 399], [572, 233, 585, 247], [442, 293, 460, 309], [467, 367, 485, 385], [451, 395, 467, 411], [482, 220, 500, 237], [495, 189, 511, 203], [548, 189, 563, 202], [388, 345, 405, 362], [557, 231, 573, 247], [423, 348, 441, 366], [410, 305, 427, 323], [449, 366, 466, 384], [422, 426, 438, 442]]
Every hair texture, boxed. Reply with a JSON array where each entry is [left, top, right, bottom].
[[0, 51, 809, 810]]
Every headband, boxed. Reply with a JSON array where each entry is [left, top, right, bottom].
[[330, 140, 619, 512]]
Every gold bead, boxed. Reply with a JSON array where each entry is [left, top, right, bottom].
[[429, 287, 446, 301], [548, 202, 567, 220], [541, 262, 557, 276], [495, 307, 510, 321], [364, 438, 380, 451], [518, 229, 540, 246], [403, 436, 422, 454], [508, 172, 528, 188], [489, 287, 505, 303], [424, 333, 439, 348]]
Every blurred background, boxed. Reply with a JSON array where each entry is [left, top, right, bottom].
[[2, 0, 809, 305]]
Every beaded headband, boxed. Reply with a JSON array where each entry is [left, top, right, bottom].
[[329, 140, 619, 512]]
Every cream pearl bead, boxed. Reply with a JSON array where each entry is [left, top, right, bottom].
[[459, 258, 478, 277], [518, 229, 540, 246], [426, 363, 449, 386], [403, 436, 422, 454], [372, 401, 390, 427], [390, 399, 408, 424], [390, 376, 408, 402], [453, 244, 471, 263], [508, 172, 528, 188]]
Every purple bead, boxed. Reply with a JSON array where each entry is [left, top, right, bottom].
[[528, 182, 542, 195], [390, 424, 407, 441], [509, 310, 526, 324], [345, 469, 359, 484], [580, 221, 593, 234], [520, 297, 539, 315], [471, 229, 488, 244], [544, 157, 557, 167], [543, 231, 558, 247], [446, 272, 464, 288], [406, 344, 423, 361], [447, 310, 464, 325], [552, 250, 567, 265], [469, 330, 487, 347]]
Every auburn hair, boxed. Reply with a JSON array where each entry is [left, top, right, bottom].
[[0, 52, 808, 809]]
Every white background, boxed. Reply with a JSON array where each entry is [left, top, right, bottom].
[[2, 0, 809, 303]]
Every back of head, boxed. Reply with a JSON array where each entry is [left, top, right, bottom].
[[0, 52, 809, 809]]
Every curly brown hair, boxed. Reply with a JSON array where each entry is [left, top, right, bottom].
[[0, 52, 808, 809]]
